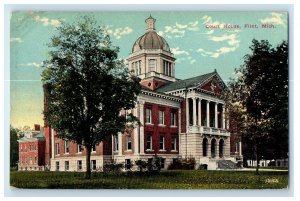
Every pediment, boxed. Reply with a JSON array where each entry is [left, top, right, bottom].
[[197, 75, 225, 95]]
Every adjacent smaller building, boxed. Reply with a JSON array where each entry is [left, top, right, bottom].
[[18, 125, 45, 171]]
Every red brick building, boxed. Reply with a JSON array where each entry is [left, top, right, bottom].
[[18, 126, 45, 171], [37, 15, 242, 171]]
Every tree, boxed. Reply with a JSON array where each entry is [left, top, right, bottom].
[[10, 125, 20, 168], [41, 16, 141, 179], [225, 39, 288, 174]]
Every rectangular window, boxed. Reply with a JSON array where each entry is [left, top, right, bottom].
[[171, 111, 176, 126], [114, 136, 118, 151], [77, 160, 82, 170], [161, 158, 165, 169], [64, 141, 69, 154], [171, 137, 177, 151], [92, 144, 96, 152], [146, 135, 152, 150], [126, 136, 132, 150], [159, 110, 164, 125], [65, 161, 69, 171], [138, 60, 141, 75], [125, 159, 131, 170], [159, 135, 165, 150], [55, 143, 60, 155], [55, 161, 59, 171], [91, 160, 96, 170], [149, 59, 156, 72], [146, 108, 152, 124], [77, 144, 83, 153]]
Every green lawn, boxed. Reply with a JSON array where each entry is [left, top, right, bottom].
[[10, 170, 288, 189]]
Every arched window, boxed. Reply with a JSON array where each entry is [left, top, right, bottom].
[[203, 138, 208, 157], [219, 139, 224, 158], [211, 139, 216, 158]]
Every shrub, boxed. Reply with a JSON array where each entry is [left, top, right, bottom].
[[135, 160, 147, 172], [103, 160, 124, 175], [168, 157, 196, 170]]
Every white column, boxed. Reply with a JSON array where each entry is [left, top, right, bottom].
[[198, 98, 202, 126], [226, 108, 230, 129], [133, 107, 139, 155], [51, 128, 54, 159], [118, 132, 122, 156], [222, 105, 226, 129], [139, 101, 145, 154], [186, 98, 189, 129], [178, 108, 181, 155], [193, 97, 197, 126], [206, 101, 210, 127], [215, 102, 218, 128], [239, 141, 242, 156]]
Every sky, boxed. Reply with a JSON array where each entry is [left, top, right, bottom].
[[10, 11, 288, 129]]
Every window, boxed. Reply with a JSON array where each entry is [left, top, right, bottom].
[[65, 161, 69, 171], [146, 108, 152, 124], [34, 156, 37, 164], [159, 110, 164, 125], [146, 135, 152, 150], [163, 60, 172, 76], [55, 161, 59, 171], [77, 160, 82, 170], [77, 144, 83, 153], [64, 141, 69, 154], [138, 60, 141, 75], [126, 136, 132, 150], [171, 111, 176, 126], [55, 143, 59, 155], [149, 59, 156, 72], [125, 159, 131, 170], [113, 136, 118, 151], [171, 137, 177, 151], [160, 158, 165, 169], [92, 144, 96, 152], [91, 160, 96, 170], [159, 135, 165, 150]]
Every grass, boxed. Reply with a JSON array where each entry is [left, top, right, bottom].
[[10, 170, 288, 189]]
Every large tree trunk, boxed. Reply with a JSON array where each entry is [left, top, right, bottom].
[[255, 145, 260, 175], [85, 145, 91, 179]]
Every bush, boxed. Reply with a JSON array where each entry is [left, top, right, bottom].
[[135, 160, 147, 172], [103, 160, 124, 175], [198, 164, 208, 170], [168, 157, 196, 170]]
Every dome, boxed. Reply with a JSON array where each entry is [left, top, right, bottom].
[[132, 31, 171, 53]]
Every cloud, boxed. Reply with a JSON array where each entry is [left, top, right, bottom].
[[208, 34, 240, 46], [197, 33, 240, 58], [18, 62, 42, 68], [170, 47, 189, 55], [200, 30, 214, 35], [32, 14, 62, 27], [260, 12, 287, 27], [176, 55, 196, 64], [10, 37, 23, 43], [107, 26, 133, 39], [202, 15, 222, 27], [163, 20, 199, 38], [157, 31, 164, 36]]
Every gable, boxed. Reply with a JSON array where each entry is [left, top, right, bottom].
[[197, 75, 225, 95]]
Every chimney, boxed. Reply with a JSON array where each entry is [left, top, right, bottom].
[[34, 124, 41, 131]]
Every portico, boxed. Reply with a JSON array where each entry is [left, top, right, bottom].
[[185, 96, 229, 136]]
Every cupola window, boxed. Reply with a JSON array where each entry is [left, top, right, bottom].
[[149, 59, 156, 72]]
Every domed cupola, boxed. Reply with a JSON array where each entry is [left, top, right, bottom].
[[128, 15, 176, 90]]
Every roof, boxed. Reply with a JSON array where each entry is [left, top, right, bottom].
[[18, 128, 45, 142], [156, 71, 222, 93], [132, 31, 170, 53]]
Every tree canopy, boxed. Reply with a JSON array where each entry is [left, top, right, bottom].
[[41, 16, 141, 178], [225, 39, 288, 173]]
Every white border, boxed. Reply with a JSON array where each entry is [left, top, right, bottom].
[[2, 2, 297, 199]]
